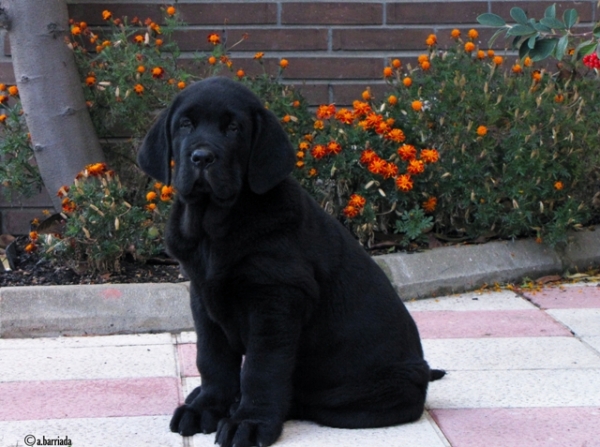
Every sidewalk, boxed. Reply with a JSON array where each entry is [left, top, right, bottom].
[[1, 283, 599, 447]]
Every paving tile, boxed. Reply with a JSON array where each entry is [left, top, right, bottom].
[[426, 369, 600, 409], [0, 333, 175, 350], [546, 308, 600, 336], [0, 343, 177, 381], [182, 376, 202, 401], [431, 407, 600, 447], [405, 291, 535, 312], [524, 284, 600, 309], [177, 331, 197, 344], [422, 337, 600, 371], [0, 377, 180, 421], [586, 336, 600, 353], [177, 343, 199, 377], [0, 415, 182, 447], [412, 310, 572, 339], [188, 413, 449, 447]]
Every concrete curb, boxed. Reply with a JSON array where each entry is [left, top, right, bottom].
[[1, 228, 599, 338]]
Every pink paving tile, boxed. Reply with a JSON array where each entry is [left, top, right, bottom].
[[431, 407, 600, 447], [0, 377, 180, 421], [523, 285, 600, 309], [412, 310, 572, 338], [178, 343, 199, 378]]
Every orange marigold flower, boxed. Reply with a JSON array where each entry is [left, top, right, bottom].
[[327, 141, 342, 155], [61, 198, 76, 213], [57, 185, 70, 198], [451, 29, 461, 39], [425, 34, 437, 46], [0, 83, 5, 91], [420, 60, 431, 70], [403, 77, 413, 87], [152, 66, 165, 79], [161, 185, 175, 201], [465, 42, 476, 53], [146, 191, 157, 202], [477, 50, 486, 60], [411, 100, 423, 112], [423, 197, 437, 213], [146, 203, 157, 212], [297, 151, 305, 159], [388, 95, 398, 105], [343, 205, 359, 219], [208, 33, 221, 45], [314, 120, 324, 130], [137, 65, 146, 73], [360, 149, 378, 165], [102, 10, 112, 20], [308, 168, 317, 177], [71, 25, 82, 36], [254, 52, 264, 60], [166, 6, 176, 16], [524, 56, 533, 67], [555, 94, 564, 103], [316, 104, 336, 120], [381, 162, 399, 179], [0, 114, 7, 124], [282, 115, 291, 123], [311, 144, 327, 160], [468, 29, 479, 40], [335, 108, 354, 124], [29, 231, 39, 241], [385, 128, 406, 143], [417, 54, 429, 64], [134, 35, 144, 44], [487, 49, 495, 58], [368, 158, 387, 175], [279, 59, 289, 69], [554, 181, 564, 190], [177, 81, 186, 89], [398, 144, 417, 161], [512, 63, 523, 74], [155, 38, 163, 47], [236, 69, 245, 78], [85, 76, 96, 86], [348, 194, 367, 209], [532, 70, 542, 82], [134, 83, 144, 95], [395, 174, 414, 192], [298, 141, 310, 151], [420, 148, 439, 164], [102, 40, 111, 47], [150, 22, 161, 34], [493, 56, 504, 66], [292, 100, 300, 108], [407, 159, 425, 175], [8, 85, 18, 96], [477, 125, 488, 136], [392, 58, 401, 68], [383, 66, 393, 77], [24, 243, 37, 253], [362, 89, 372, 101], [352, 101, 371, 118], [86, 162, 107, 177], [208, 56, 217, 65], [364, 112, 383, 130], [296, 160, 305, 168]]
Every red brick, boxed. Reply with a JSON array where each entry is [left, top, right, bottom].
[[332, 28, 434, 51], [282, 3, 383, 25], [282, 57, 384, 80], [68, 3, 277, 26], [174, 28, 328, 52], [331, 83, 389, 106], [0, 62, 15, 84], [387, 2, 485, 24]]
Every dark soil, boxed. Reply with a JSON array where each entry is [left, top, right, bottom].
[[0, 236, 185, 287]]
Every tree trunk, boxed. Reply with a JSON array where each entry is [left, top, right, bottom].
[[4, 0, 105, 210]]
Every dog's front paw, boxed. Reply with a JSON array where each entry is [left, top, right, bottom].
[[215, 417, 282, 447], [170, 403, 223, 436]]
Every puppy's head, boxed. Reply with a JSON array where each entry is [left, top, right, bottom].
[[138, 77, 295, 205]]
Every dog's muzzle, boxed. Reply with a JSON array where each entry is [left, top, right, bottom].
[[190, 148, 215, 169]]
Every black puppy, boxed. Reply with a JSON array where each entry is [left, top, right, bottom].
[[138, 77, 444, 447]]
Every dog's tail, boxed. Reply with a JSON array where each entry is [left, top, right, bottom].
[[429, 369, 446, 381]]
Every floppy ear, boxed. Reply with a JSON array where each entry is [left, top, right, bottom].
[[248, 108, 295, 195], [137, 108, 172, 184]]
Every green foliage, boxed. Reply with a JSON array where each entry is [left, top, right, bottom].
[[394, 207, 433, 247], [38, 163, 173, 273], [477, 3, 599, 64], [0, 98, 43, 198]]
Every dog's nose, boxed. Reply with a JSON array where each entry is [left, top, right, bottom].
[[190, 149, 215, 167]]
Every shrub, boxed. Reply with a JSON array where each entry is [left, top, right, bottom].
[[296, 30, 600, 247]]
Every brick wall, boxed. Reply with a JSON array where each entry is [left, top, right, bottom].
[[0, 0, 597, 234]]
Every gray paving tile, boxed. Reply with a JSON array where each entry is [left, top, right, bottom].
[[405, 291, 535, 312], [547, 308, 600, 336]]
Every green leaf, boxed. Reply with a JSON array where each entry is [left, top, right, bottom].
[[573, 39, 596, 61], [477, 13, 507, 27], [533, 22, 552, 33], [545, 4, 556, 19], [529, 38, 558, 61], [519, 41, 531, 59], [488, 27, 507, 48], [510, 7, 529, 25], [527, 35, 537, 49], [563, 9, 578, 29], [540, 17, 566, 30], [593, 25, 600, 39], [555, 34, 569, 60], [506, 24, 536, 36]]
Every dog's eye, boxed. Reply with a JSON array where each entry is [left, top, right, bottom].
[[227, 122, 239, 133], [179, 117, 193, 129]]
